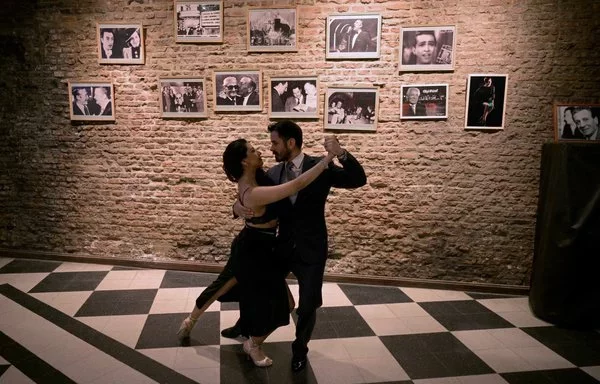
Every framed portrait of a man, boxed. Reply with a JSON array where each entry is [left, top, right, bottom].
[[326, 14, 381, 59], [400, 84, 449, 120], [554, 103, 600, 142], [465, 74, 508, 130], [68, 82, 115, 121], [399, 26, 456, 72], [97, 23, 144, 64], [325, 86, 378, 131], [269, 76, 319, 119], [160, 78, 207, 118], [213, 70, 262, 112], [174, 1, 223, 43], [247, 7, 297, 52]]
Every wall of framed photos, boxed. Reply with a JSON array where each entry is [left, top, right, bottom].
[[1, 0, 599, 287]]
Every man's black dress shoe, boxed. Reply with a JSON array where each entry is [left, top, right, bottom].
[[220, 323, 242, 338], [291, 356, 307, 372]]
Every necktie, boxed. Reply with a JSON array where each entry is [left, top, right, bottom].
[[286, 162, 298, 204], [84, 106, 89, 115]]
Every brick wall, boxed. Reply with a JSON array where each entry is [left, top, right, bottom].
[[1, 0, 599, 286]]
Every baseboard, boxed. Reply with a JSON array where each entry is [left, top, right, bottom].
[[0, 248, 529, 295]]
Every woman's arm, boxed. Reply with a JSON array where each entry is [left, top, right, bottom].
[[243, 153, 335, 207]]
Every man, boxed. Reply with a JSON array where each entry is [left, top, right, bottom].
[[412, 31, 436, 65], [403, 87, 426, 116], [350, 19, 372, 52], [229, 121, 367, 372], [93, 86, 112, 116], [284, 86, 305, 112], [72, 88, 91, 116], [561, 107, 584, 139], [217, 76, 241, 105], [100, 29, 121, 59], [572, 107, 600, 140], [238, 76, 260, 106], [271, 81, 288, 112]]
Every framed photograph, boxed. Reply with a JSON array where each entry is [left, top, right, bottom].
[[399, 25, 456, 71], [465, 74, 508, 130], [68, 82, 115, 121], [400, 84, 449, 119], [213, 70, 262, 112], [554, 103, 600, 142], [160, 78, 207, 118], [326, 14, 381, 59], [325, 86, 378, 131], [97, 23, 144, 64], [175, 1, 223, 43], [269, 76, 319, 119], [247, 7, 297, 52]]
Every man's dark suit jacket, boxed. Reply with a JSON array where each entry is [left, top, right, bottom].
[[266, 153, 366, 264], [271, 91, 285, 112], [350, 31, 372, 52], [403, 103, 426, 117], [243, 91, 259, 106]]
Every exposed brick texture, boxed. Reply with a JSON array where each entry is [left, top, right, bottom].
[[1, 0, 599, 286]]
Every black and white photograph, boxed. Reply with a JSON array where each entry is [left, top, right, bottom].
[[326, 14, 381, 59], [213, 70, 262, 112], [400, 84, 449, 119], [159, 78, 207, 118], [97, 23, 144, 64], [325, 86, 378, 131], [247, 7, 297, 52], [269, 76, 319, 119], [465, 74, 508, 130], [554, 103, 600, 142], [399, 26, 456, 71], [175, 1, 223, 43], [68, 82, 115, 121]]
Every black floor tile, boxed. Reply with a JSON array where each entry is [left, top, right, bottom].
[[380, 333, 493, 380], [75, 289, 157, 317], [137, 312, 220, 349], [0, 365, 9, 377], [309, 306, 375, 339], [111, 266, 142, 271], [502, 368, 600, 384], [523, 326, 600, 366], [339, 284, 413, 305], [467, 292, 523, 300], [0, 259, 62, 274], [29, 271, 109, 293], [220, 341, 318, 384], [420, 301, 514, 331], [159, 270, 219, 288]]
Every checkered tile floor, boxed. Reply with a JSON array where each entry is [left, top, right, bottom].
[[1, 257, 599, 384]]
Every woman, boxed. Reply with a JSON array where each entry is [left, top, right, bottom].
[[122, 29, 141, 59], [180, 138, 334, 367]]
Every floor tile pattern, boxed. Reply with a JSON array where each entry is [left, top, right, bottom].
[[1, 257, 599, 384]]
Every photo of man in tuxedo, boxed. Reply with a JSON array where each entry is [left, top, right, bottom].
[[349, 19, 372, 52], [403, 87, 426, 117]]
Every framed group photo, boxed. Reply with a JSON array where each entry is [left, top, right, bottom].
[[213, 70, 262, 112], [160, 78, 207, 118], [399, 25, 456, 71], [554, 103, 600, 142], [97, 23, 144, 64], [68, 82, 115, 121], [325, 86, 378, 131], [269, 76, 319, 119], [326, 14, 381, 59], [465, 74, 508, 130], [175, 1, 223, 43], [247, 7, 297, 52], [400, 84, 449, 119]]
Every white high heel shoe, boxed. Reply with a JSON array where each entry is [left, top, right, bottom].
[[243, 338, 273, 367], [176, 316, 197, 340]]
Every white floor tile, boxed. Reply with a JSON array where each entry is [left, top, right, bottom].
[[581, 366, 600, 381], [310, 358, 365, 384], [149, 299, 188, 314], [458, 374, 510, 384], [53, 262, 113, 272], [0, 273, 49, 292], [308, 339, 352, 361], [219, 310, 243, 345], [454, 330, 504, 350], [402, 287, 471, 302], [100, 315, 147, 348], [0, 257, 14, 269], [267, 320, 296, 342], [88, 365, 158, 384], [511, 346, 574, 370], [355, 357, 410, 382], [322, 283, 353, 307], [355, 304, 396, 320], [388, 302, 432, 317], [474, 348, 536, 372], [363, 317, 411, 336], [342, 336, 392, 359], [95, 278, 133, 290], [494, 310, 553, 327], [139, 347, 178, 368], [413, 378, 462, 384], [173, 346, 221, 369], [178, 367, 219, 384], [0, 366, 36, 384], [401, 316, 447, 334]]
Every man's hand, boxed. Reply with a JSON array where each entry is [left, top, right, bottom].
[[233, 200, 255, 219], [324, 136, 345, 157]]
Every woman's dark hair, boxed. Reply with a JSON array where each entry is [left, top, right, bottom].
[[223, 138, 248, 182]]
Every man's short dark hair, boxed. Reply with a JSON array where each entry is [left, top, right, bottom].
[[268, 120, 303, 148], [413, 31, 436, 46], [573, 107, 598, 119]]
